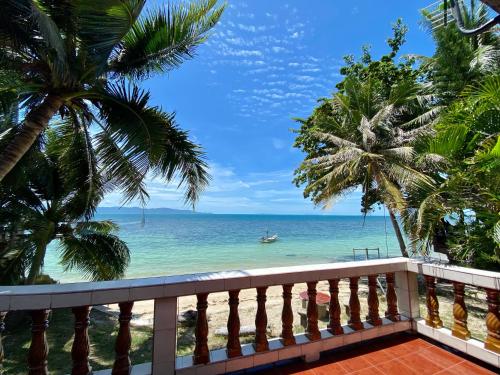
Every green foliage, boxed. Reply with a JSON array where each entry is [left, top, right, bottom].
[[404, 75, 500, 269], [0, 0, 223, 204], [337, 19, 421, 97], [0, 133, 131, 284], [420, 0, 499, 103], [294, 10, 500, 270]]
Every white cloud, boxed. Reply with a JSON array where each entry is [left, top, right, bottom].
[[272, 138, 286, 150], [220, 48, 263, 57], [271, 46, 287, 53], [295, 75, 315, 82]]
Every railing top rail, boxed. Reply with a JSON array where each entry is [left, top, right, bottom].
[[408, 259, 500, 290], [0, 257, 408, 311]]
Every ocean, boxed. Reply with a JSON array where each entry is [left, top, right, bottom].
[[43, 214, 403, 282]]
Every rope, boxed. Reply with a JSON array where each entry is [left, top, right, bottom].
[[383, 205, 389, 258]]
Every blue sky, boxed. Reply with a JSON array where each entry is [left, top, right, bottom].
[[102, 0, 436, 214]]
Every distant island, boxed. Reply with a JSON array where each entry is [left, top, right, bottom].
[[97, 207, 210, 215]]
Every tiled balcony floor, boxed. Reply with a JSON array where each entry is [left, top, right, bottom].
[[247, 333, 497, 375]]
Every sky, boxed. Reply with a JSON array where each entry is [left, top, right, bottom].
[[101, 0, 437, 214]]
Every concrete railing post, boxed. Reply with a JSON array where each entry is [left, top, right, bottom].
[[152, 297, 178, 375], [395, 271, 420, 322]]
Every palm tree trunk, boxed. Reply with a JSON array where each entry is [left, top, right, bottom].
[[388, 208, 409, 258], [0, 94, 63, 181], [26, 242, 48, 285]]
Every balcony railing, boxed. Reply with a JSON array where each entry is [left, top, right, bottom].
[[0, 257, 498, 374]]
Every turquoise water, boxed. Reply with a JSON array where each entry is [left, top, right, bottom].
[[43, 214, 402, 282]]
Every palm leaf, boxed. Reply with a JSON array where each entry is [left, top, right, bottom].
[[74, 0, 146, 71], [94, 81, 210, 206], [30, 0, 67, 75], [94, 128, 149, 206], [59, 222, 130, 281], [311, 131, 358, 148], [110, 0, 224, 78]]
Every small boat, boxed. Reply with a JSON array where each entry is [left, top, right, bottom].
[[260, 231, 278, 243]]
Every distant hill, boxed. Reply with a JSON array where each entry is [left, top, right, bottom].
[[96, 207, 209, 215]]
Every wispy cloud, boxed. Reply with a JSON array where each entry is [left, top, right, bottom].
[[200, 2, 343, 121]]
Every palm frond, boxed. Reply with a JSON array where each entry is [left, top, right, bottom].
[[429, 123, 469, 158], [308, 147, 363, 166], [311, 131, 358, 148], [399, 106, 443, 129], [110, 0, 224, 78], [375, 171, 406, 212], [94, 81, 209, 206], [379, 146, 415, 162], [75, 0, 146, 70], [30, 0, 68, 77], [48, 117, 104, 219], [59, 224, 130, 281], [94, 128, 149, 206], [470, 44, 500, 73]]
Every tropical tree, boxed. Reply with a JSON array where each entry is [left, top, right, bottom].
[[294, 77, 439, 257], [0, 0, 224, 205], [337, 19, 421, 97], [403, 75, 500, 269], [420, 0, 499, 102], [0, 127, 131, 284]]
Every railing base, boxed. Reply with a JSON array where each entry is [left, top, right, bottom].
[[93, 362, 152, 375], [414, 318, 500, 368], [176, 317, 411, 374]]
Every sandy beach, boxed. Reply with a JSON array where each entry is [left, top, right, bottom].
[[99, 279, 386, 352]]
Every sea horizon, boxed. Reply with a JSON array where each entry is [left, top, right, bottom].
[[44, 213, 403, 283]]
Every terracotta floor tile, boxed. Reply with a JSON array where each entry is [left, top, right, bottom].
[[251, 333, 495, 375], [364, 348, 395, 365], [396, 352, 445, 373], [418, 347, 464, 368], [446, 361, 498, 375], [375, 359, 419, 375], [311, 363, 348, 375], [405, 338, 434, 351], [385, 342, 415, 356], [351, 366, 384, 375], [336, 356, 373, 372]]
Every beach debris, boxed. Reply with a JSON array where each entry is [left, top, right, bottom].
[[215, 325, 256, 336]]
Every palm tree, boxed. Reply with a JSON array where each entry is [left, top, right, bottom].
[[403, 75, 500, 267], [420, 0, 499, 102], [294, 78, 439, 257], [0, 129, 130, 284], [0, 0, 223, 204]]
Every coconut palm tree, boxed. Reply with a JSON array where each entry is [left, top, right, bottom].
[[294, 78, 440, 257], [403, 74, 500, 267], [0, 129, 131, 284], [0, 0, 223, 204]]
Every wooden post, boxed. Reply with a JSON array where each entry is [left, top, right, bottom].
[[71, 306, 91, 375], [348, 277, 363, 330], [424, 276, 443, 328], [281, 284, 296, 346], [327, 279, 343, 335], [385, 272, 401, 322], [112, 302, 133, 375], [28, 310, 50, 375], [254, 287, 269, 352], [367, 275, 382, 326], [227, 290, 242, 358], [305, 282, 321, 341], [0, 312, 6, 375], [451, 282, 470, 340], [193, 293, 210, 365], [484, 288, 500, 353]]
